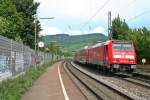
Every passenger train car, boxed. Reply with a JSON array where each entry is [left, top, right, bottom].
[[74, 40, 137, 73]]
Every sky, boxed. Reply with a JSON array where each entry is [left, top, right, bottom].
[[35, 0, 150, 36]]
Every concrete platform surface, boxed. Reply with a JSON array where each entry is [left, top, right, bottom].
[[21, 62, 86, 100]]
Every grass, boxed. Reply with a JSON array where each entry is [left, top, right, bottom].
[[0, 61, 56, 100]]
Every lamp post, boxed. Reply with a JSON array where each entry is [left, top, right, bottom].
[[34, 16, 37, 67], [34, 16, 55, 66]]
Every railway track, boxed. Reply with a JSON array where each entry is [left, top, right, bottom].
[[101, 75, 150, 100], [115, 71, 150, 89], [64, 61, 137, 100], [64, 62, 98, 100], [115, 76, 150, 89], [64, 62, 100, 100], [64, 61, 150, 100], [132, 73, 150, 84]]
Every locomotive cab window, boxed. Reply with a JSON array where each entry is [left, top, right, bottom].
[[112, 42, 133, 50]]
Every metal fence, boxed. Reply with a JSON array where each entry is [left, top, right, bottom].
[[0, 35, 52, 81]]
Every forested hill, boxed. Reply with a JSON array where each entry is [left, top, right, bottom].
[[43, 33, 108, 52]]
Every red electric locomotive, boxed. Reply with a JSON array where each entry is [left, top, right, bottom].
[[75, 40, 136, 73]]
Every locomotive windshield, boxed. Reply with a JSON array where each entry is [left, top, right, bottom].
[[113, 42, 133, 50]]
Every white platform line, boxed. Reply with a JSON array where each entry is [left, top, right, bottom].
[[58, 63, 69, 100]]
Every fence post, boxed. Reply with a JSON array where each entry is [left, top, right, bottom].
[[22, 44, 24, 72], [10, 39, 12, 73]]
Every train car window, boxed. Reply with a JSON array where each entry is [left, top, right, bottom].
[[123, 44, 132, 50], [113, 44, 122, 50], [113, 43, 132, 50]]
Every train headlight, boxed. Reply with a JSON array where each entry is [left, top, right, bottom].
[[129, 60, 134, 64], [126, 55, 134, 59], [114, 60, 117, 63], [113, 64, 119, 69], [114, 60, 119, 63], [131, 65, 136, 69]]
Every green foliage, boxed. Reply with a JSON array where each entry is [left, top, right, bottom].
[[112, 15, 150, 64], [112, 15, 129, 40], [11, 0, 41, 48], [129, 28, 150, 64], [0, 0, 23, 42], [44, 43, 60, 54], [0, 0, 41, 47], [40, 42, 66, 59], [0, 62, 54, 100]]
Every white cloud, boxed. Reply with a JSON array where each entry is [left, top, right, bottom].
[[65, 26, 106, 36], [39, 23, 62, 36], [88, 26, 104, 33], [65, 30, 83, 35], [88, 26, 108, 36]]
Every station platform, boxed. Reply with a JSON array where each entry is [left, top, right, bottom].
[[21, 62, 86, 100]]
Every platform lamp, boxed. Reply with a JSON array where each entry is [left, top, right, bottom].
[[34, 16, 55, 67]]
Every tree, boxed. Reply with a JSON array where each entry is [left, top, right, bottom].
[[129, 27, 150, 63], [112, 15, 129, 40], [44, 43, 59, 54], [11, 0, 41, 48], [41, 42, 62, 59], [0, 0, 23, 42]]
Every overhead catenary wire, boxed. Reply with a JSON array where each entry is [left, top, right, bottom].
[[80, 0, 111, 30], [120, 0, 136, 15], [79, 0, 141, 34], [81, 0, 136, 26], [127, 9, 150, 21], [127, 0, 137, 7], [80, 0, 93, 16], [69, 0, 93, 33]]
